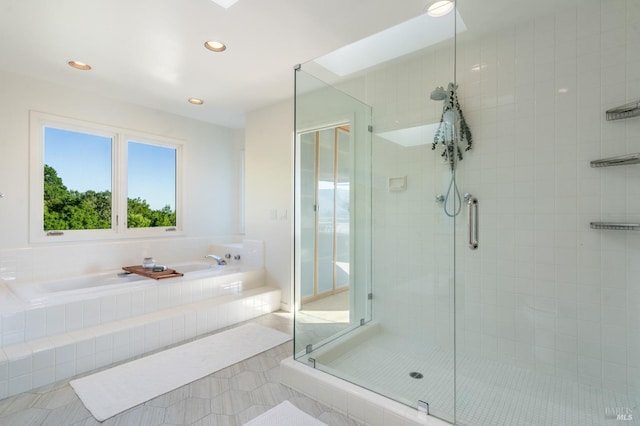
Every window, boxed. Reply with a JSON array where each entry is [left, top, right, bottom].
[[30, 112, 182, 242], [127, 141, 177, 229]]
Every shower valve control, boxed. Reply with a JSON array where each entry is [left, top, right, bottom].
[[435, 194, 445, 203]]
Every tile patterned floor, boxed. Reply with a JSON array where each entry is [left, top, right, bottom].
[[0, 313, 364, 426]]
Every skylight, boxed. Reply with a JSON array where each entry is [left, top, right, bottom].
[[313, 11, 467, 77], [377, 123, 440, 148]]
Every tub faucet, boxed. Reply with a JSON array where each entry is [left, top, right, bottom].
[[204, 254, 226, 265]]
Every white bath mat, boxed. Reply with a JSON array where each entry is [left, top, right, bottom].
[[244, 401, 327, 426], [70, 323, 291, 422]]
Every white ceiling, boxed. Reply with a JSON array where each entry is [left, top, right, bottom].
[[0, 0, 588, 129], [0, 0, 427, 128]]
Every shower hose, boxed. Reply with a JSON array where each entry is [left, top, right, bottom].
[[443, 171, 462, 217]]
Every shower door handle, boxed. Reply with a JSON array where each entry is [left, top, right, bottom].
[[468, 197, 478, 250]]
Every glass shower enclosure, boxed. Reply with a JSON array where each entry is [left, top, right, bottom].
[[294, 6, 457, 422], [294, 0, 640, 425]]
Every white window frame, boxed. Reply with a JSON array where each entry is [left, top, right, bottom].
[[29, 111, 183, 243]]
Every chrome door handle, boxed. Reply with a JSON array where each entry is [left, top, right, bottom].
[[468, 196, 478, 250]]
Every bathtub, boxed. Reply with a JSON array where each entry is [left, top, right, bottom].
[[8, 261, 245, 306], [0, 252, 282, 399]]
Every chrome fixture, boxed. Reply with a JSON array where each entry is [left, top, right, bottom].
[[430, 83, 473, 218], [234, 254, 241, 260], [225, 253, 231, 259], [204, 254, 227, 265], [435, 194, 445, 203], [0, 192, 4, 198], [430, 86, 447, 101], [467, 195, 478, 250]]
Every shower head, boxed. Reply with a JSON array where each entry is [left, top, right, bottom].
[[430, 86, 447, 101]]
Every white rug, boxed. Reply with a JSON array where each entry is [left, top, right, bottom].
[[70, 323, 291, 421], [244, 401, 327, 426]]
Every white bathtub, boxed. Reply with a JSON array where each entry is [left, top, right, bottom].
[[8, 261, 244, 306]]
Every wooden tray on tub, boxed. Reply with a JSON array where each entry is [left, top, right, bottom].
[[122, 265, 184, 280]]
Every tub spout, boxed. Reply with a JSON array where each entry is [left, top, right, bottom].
[[204, 254, 227, 265]]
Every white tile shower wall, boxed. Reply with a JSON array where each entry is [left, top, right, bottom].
[[371, 137, 454, 350], [363, 0, 639, 396], [369, 42, 456, 350]]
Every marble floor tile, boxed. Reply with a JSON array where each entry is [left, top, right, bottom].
[[41, 398, 92, 426], [0, 391, 39, 416], [0, 406, 50, 425], [189, 376, 230, 399], [33, 385, 77, 410], [229, 370, 267, 392], [164, 397, 211, 425]]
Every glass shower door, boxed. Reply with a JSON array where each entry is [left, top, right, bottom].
[[294, 5, 458, 422], [294, 68, 372, 357]]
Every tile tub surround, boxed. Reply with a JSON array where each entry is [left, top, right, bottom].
[[0, 266, 266, 348], [0, 239, 265, 349], [0, 242, 281, 399]]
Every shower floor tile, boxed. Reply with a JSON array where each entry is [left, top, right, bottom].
[[317, 330, 639, 426]]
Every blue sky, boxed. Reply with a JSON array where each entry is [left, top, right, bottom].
[[44, 128, 176, 210]]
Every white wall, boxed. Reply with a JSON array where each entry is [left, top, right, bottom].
[[245, 99, 294, 310], [0, 70, 240, 282]]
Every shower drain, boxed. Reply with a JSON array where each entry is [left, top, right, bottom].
[[409, 371, 424, 379]]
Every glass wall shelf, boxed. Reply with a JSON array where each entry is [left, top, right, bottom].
[[590, 222, 640, 231], [590, 153, 640, 168], [606, 100, 640, 120]]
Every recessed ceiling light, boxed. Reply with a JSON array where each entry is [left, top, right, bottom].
[[204, 40, 227, 52], [188, 98, 204, 105], [427, 0, 454, 17], [68, 60, 91, 70], [210, 0, 239, 9]]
